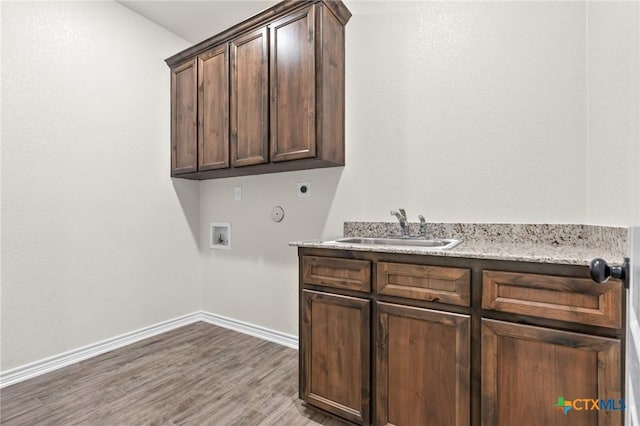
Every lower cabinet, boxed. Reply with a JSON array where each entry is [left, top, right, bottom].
[[482, 319, 622, 426], [376, 302, 470, 426], [298, 250, 624, 426], [301, 289, 371, 425]]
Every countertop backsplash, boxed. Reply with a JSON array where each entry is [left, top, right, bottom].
[[338, 222, 628, 263]]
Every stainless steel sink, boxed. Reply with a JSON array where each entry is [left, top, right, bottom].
[[333, 237, 462, 250]]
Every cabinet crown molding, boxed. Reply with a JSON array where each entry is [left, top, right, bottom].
[[165, 0, 351, 68]]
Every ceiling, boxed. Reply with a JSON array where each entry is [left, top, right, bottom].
[[118, 1, 280, 44], [117, 1, 391, 45]]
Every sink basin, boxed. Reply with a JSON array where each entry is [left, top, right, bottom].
[[333, 237, 462, 250]]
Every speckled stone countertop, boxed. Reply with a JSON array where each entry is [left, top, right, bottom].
[[289, 222, 627, 266]]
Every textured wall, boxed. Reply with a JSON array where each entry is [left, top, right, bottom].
[[586, 1, 640, 226], [1, 1, 200, 370], [200, 1, 609, 336], [2, 0, 637, 372]]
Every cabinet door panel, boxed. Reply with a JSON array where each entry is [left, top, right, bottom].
[[317, 3, 345, 165], [482, 319, 621, 426], [270, 5, 316, 162], [302, 290, 370, 425], [376, 302, 470, 426], [198, 45, 229, 171], [230, 28, 268, 167], [171, 60, 197, 174]]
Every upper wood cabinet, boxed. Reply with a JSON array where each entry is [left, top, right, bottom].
[[269, 6, 316, 162], [166, 0, 351, 179], [197, 45, 229, 171], [230, 28, 268, 167], [170, 60, 197, 175]]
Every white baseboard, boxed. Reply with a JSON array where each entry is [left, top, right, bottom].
[[200, 311, 298, 350], [0, 311, 298, 389]]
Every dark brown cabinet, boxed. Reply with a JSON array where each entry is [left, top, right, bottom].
[[297, 248, 625, 426], [376, 302, 470, 426], [301, 289, 370, 425], [480, 268, 624, 426], [482, 319, 621, 426], [170, 60, 197, 175], [482, 270, 622, 328], [197, 45, 229, 171], [230, 27, 268, 167], [166, 0, 351, 179], [299, 252, 472, 425], [269, 6, 316, 162], [376, 262, 471, 306]]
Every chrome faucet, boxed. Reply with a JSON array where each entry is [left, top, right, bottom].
[[391, 209, 410, 237], [418, 215, 430, 239]]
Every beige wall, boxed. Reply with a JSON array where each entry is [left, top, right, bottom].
[[586, 1, 640, 226], [200, 1, 639, 336], [2, 0, 638, 372], [1, 1, 200, 370]]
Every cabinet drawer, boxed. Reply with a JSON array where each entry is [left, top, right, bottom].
[[302, 256, 371, 292], [376, 262, 471, 306], [482, 270, 622, 328]]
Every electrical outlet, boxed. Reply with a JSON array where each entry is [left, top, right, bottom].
[[297, 182, 311, 198], [234, 186, 242, 201]]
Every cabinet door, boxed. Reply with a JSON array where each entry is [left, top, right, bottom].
[[376, 302, 470, 426], [269, 5, 316, 162], [171, 60, 197, 175], [197, 45, 229, 171], [230, 28, 269, 167], [482, 319, 622, 426], [301, 290, 370, 425]]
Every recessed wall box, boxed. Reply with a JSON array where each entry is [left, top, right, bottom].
[[210, 223, 231, 250]]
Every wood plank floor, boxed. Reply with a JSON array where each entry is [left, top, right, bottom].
[[0, 322, 345, 425]]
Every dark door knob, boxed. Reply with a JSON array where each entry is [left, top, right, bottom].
[[589, 257, 629, 286]]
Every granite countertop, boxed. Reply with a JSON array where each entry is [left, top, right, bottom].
[[290, 222, 628, 266]]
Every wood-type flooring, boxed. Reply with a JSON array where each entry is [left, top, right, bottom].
[[0, 322, 344, 425]]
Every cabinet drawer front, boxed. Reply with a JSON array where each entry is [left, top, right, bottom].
[[376, 262, 470, 306], [303, 256, 371, 292], [482, 270, 622, 328]]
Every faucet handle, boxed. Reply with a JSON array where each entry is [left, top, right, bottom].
[[399, 208, 407, 220], [418, 215, 429, 238]]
